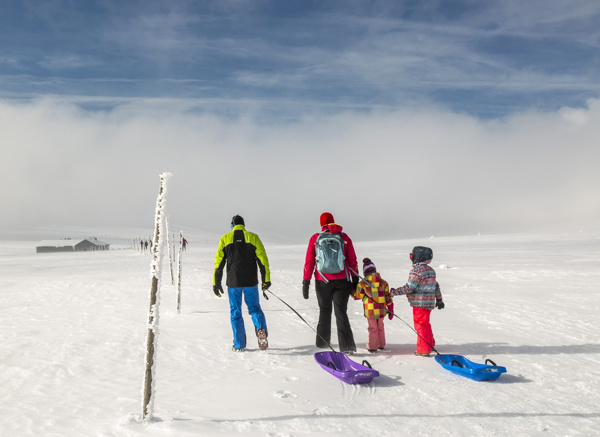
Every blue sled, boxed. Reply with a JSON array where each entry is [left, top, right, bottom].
[[435, 354, 507, 381], [314, 351, 380, 384]]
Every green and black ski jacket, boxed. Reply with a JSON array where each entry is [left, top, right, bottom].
[[213, 224, 270, 288]]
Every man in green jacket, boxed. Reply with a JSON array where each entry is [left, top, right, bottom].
[[213, 215, 271, 351]]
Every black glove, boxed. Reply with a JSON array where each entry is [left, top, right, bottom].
[[302, 279, 310, 299], [351, 276, 359, 290], [213, 284, 223, 297], [262, 281, 271, 291], [436, 299, 445, 310]]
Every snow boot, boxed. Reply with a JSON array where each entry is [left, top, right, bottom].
[[232, 346, 246, 352], [257, 329, 268, 351]]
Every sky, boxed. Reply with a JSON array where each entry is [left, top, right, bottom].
[[1, 0, 599, 242]]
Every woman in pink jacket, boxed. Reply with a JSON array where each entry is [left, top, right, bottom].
[[302, 212, 358, 354]]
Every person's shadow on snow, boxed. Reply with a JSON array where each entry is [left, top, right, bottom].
[[437, 342, 600, 356]]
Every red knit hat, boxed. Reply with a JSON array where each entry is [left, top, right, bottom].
[[363, 258, 376, 276], [320, 212, 335, 227]]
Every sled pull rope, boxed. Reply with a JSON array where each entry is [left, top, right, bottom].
[[348, 267, 440, 356], [485, 358, 497, 366], [267, 289, 337, 353]]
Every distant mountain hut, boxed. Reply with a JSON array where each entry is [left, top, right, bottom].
[[36, 238, 110, 253]]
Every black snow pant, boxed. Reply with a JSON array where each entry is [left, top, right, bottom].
[[315, 279, 356, 352]]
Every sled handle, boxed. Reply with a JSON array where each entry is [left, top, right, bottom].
[[451, 359, 464, 368], [362, 360, 373, 369], [484, 358, 497, 366], [326, 361, 337, 371]]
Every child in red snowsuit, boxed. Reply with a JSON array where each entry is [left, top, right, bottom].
[[391, 246, 444, 356], [353, 258, 393, 353]]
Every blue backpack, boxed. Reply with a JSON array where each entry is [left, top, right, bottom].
[[315, 232, 346, 277]]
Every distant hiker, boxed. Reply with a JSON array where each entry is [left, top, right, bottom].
[[182, 237, 188, 251], [353, 258, 393, 353], [144, 240, 148, 251], [302, 212, 358, 354], [140, 240, 144, 251], [213, 215, 271, 352], [391, 246, 444, 357]]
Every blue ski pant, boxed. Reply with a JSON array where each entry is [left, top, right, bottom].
[[227, 285, 268, 349]]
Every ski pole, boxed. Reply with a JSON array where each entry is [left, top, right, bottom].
[[266, 289, 337, 354], [349, 267, 440, 356]]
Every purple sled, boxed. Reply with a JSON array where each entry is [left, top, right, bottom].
[[314, 351, 380, 384]]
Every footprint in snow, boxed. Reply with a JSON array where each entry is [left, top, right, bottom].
[[273, 390, 298, 399]]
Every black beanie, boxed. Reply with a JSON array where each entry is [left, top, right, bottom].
[[411, 246, 433, 263], [231, 215, 245, 226]]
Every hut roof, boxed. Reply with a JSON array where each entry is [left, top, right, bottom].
[[37, 238, 108, 247]]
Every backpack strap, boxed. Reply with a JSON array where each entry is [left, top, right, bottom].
[[344, 263, 350, 282], [340, 233, 350, 282], [316, 267, 329, 283], [315, 266, 350, 283]]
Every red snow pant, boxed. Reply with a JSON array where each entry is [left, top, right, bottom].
[[413, 307, 435, 354], [366, 318, 386, 351]]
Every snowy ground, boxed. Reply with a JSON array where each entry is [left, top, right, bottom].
[[1, 230, 599, 436]]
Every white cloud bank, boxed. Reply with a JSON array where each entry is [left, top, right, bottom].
[[1, 97, 599, 242]]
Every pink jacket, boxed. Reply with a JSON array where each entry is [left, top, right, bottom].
[[303, 223, 358, 282]]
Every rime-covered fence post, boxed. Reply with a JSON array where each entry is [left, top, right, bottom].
[[166, 215, 174, 286], [176, 231, 183, 313], [172, 232, 176, 275], [141, 172, 172, 421]]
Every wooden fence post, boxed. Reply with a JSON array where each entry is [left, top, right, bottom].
[[141, 172, 171, 421], [166, 215, 174, 286], [176, 231, 183, 314]]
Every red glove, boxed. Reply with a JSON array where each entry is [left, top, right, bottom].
[[387, 303, 394, 320]]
